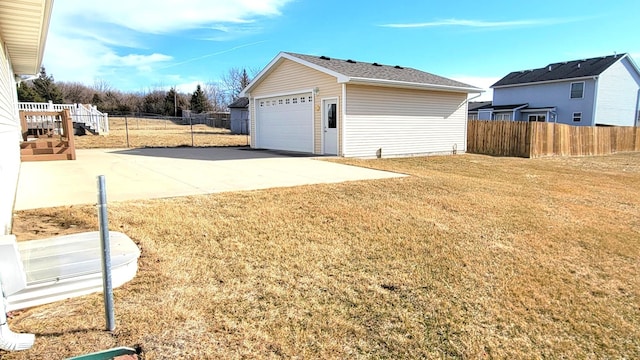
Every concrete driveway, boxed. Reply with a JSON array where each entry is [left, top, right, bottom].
[[15, 147, 405, 210]]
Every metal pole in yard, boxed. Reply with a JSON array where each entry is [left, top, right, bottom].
[[190, 116, 194, 147], [97, 175, 116, 332], [125, 116, 130, 148]]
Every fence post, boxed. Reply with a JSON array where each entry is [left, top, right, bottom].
[[190, 116, 194, 147], [124, 116, 130, 148], [97, 175, 116, 332]]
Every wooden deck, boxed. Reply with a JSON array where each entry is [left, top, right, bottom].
[[19, 109, 76, 161]]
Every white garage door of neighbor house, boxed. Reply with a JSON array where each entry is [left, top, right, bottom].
[[256, 93, 313, 153]]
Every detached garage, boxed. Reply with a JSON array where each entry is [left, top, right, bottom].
[[240, 52, 481, 157]]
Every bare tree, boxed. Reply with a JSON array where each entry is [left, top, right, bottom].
[[92, 78, 113, 93], [58, 81, 93, 104], [221, 67, 256, 101], [204, 81, 229, 112]]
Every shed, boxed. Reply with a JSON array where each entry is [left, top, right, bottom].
[[229, 97, 249, 134], [240, 52, 481, 157]]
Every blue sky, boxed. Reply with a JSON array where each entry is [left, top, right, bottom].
[[43, 0, 640, 100]]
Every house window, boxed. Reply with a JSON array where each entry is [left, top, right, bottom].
[[573, 112, 582, 122], [292, 98, 298, 104], [300, 97, 306, 103], [308, 96, 313, 103], [528, 114, 546, 122], [260, 101, 264, 107], [570, 82, 584, 99], [278, 99, 283, 105], [285, 98, 290, 105], [494, 113, 511, 121]]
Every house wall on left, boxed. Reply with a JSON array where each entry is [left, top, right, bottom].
[[0, 37, 21, 235]]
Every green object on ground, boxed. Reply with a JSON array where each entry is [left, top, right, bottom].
[[65, 346, 137, 360]]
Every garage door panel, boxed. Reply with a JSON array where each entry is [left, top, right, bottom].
[[256, 93, 313, 153]]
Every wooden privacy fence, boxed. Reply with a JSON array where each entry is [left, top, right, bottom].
[[467, 120, 640, 158]]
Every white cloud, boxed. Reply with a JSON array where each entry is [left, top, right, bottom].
[[43, 0, 291, 90], [53, 0, 293, 34], [451, 76, 501, 102], [43, 32, 172, 85], [175, 81, 206, 94], [380, 18, 579, 29]]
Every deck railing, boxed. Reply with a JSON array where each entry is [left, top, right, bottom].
[[18, 101, 109, 134]]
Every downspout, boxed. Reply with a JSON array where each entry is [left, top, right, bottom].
[[464, 92, 483, 104], [1, 287, 35, 351], [341, 83, 346, 156], [462, 93, 482, 153], [635, 89, 640, 127], [591, 76, 599, 126], [513, 104, 528, 122]]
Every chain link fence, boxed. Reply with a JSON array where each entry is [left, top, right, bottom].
[[74, 112, 250, 149]]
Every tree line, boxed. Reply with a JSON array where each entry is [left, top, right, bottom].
[[17, 67, 255, 116]]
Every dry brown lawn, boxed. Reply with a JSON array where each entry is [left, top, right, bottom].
[[74, 117, 249, 149], [3, 153, 640, 359]]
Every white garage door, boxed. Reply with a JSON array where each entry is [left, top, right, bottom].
[[256, 93, 313, 153]]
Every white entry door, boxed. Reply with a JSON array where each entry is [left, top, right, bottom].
[[323, 99, 338, 155]]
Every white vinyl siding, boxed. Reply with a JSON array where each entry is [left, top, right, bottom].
[[0, 38, 21, 234], [249, 59, 341, 154], [594, 57, 640, 126], [343, 85, 467, 157]]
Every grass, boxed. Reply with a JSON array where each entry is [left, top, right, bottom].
[[74, 117, 249, 149], [3, 153, 640, 359]]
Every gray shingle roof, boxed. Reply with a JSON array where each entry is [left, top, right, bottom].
[[229, 97, 249, 108], [468, 101, 492, 111], [492, 54, 625, 87], [284, 52, 477, 89]]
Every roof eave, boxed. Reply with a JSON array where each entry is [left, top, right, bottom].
[[4, 0, 55, 75], [619, 54, 640, 80], [345, 77, 482, 93], [35, 0, 54, 74], [492, 75, 599, 89]]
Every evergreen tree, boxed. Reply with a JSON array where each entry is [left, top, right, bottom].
[[190, 85, 207, 113], [240, 69, 250, 93], [164, 87, 185, 116], [32, 67, 63, 103], [91, 93, 103, 107], [17, 81, 43, 102]]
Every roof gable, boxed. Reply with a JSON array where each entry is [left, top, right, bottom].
[[241, 52, 481, 96], [492, 54, 629, 88]]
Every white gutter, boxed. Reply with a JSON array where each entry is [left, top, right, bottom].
[[344, 77, 482, 93], [464, 92, 484, 104], [0, 235, 34, 351], [512, 104, 528, 121], [493, 75, 598, 89], [592, 76, 599, 126], [1, 286, 35, 351]]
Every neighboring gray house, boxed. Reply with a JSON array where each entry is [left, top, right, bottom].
[[467, 101, 492, 120], [480, 54, 640, 126], [229, 97, 249, 134]]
